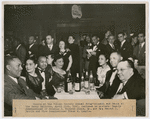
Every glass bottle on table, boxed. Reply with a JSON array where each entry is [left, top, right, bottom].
[[65, 70, 73, 92], [84, 71, 89, 89], [75, 73, 81, 92], [89, 71, 94, 91], [81, 73, 85, 89]]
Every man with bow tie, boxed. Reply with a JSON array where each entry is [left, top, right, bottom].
[[118, 32, 133, 60], [88, 35, 106, 77], [4, 56, 40, 116], [112, 60, 145, 99], [97, 52, 122, 99], [39, 35, 59, 57], [35, 56, 55, 96]]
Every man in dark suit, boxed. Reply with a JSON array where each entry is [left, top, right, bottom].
[[97, 52, 122, 99], [4, 56, 40, 116], [39, 35, 59, 57], [36, 56, 56, 96], [88, 35, 106, 77], [118, 32, 133, 59], [133, 33, 145, 66], [13, 39, 27, 65], [106, 35, 118, 56], [112, 60, 145, 99], [27, 36, 38, 58]]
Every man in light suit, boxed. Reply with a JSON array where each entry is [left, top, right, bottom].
[[4, 56, 40, 116], [118, 32, 133, 59], [133, 33, 145, 66], [112, 60, 145, 99]]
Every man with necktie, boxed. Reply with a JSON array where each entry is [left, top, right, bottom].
[[118, 32, 133, 60], [27, 36, 38, 58], [4, 56, 40, 116], [39, 35, 59, 57], [88, 35, 106, 77], [106, 35, 118, 56], [112, 60, 145, 99], [133, 32, 146, 66]]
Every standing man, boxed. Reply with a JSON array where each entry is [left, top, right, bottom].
[[13, 38, 27, 65], [88, 35, 105, 77], [133, 33, 145, 66], [112, 60, 145, 99], [118, 32, 133, 59], [106, 35, 118, 56], [27, 35, 38, 58], [39, 35, 59, 57], [4, 56, 40, 116], [97, 52, 122, 99], [36, 56, 55, 96]]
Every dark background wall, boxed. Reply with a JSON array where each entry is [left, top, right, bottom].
[[4, 4, 145, 44]]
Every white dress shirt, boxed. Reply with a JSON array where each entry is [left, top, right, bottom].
[[29, 43, 34, 49], [39, 70, 46, 90], [8, 75, 18, 84], [48, 44, 53, 51], [109, 70, 117, 86], [120, 40, 126, 48]]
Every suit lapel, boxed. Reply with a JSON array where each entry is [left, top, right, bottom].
[[5, 75, 25, 93], [120, 75, 135, 93], [35, 69, 44, 82], [120, 41, 126, 49]]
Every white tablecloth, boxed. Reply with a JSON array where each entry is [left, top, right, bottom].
[[55, 90, 99, 99]]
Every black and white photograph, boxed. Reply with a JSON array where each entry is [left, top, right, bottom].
[[3, 1, 148, 117]]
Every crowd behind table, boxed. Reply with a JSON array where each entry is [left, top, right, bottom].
[[4, 31, 146, 116]]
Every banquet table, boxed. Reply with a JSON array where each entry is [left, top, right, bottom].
[[54, 89, 100, 99]]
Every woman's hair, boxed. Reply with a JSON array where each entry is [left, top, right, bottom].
[[52, 54, 63, 66], [26, 55, 37, 64], [98, 52, 109, 60], [59, 40, 67, 49]]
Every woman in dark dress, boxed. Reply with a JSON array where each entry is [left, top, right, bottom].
[[25, 57, 43, 95], [67, 36, 80, 78], [59, 40, 72, 72], [50, 55, 66, 89]]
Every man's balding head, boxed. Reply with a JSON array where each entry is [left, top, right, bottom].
[[38, 56, 47, 70], [117, 60, 134, 83], [5, 56, 23, 78], [110, 52, 123, 68]]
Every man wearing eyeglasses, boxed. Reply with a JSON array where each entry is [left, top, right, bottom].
[[112, 60, 145, 99]]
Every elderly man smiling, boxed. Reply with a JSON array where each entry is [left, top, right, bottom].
[[112, 60, 145, 100]]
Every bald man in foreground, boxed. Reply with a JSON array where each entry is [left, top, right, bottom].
[[112, 60, 145, 99]]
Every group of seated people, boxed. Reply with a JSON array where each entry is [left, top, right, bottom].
[[4, 30, 146, 116]]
